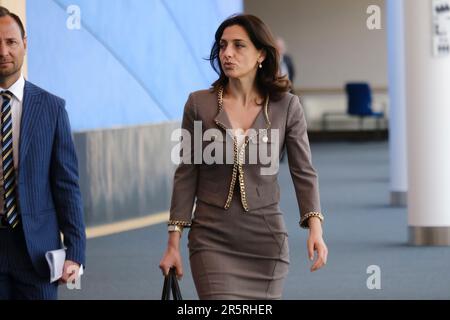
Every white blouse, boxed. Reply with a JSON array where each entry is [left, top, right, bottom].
[[233, 129, 247, 150]]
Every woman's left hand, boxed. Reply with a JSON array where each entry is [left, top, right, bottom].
[[306, 217, 328, 272]]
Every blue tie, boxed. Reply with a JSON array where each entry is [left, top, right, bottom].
[[1, 91, 19, 228]]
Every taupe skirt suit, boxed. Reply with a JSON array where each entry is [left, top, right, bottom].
[[168, 88, 322, 299]]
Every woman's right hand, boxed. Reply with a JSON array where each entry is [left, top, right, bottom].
[[159, 247, 183, 278], [159, 232, 184, 279]]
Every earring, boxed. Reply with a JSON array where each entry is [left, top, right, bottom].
[[259, 62, 262, 69]]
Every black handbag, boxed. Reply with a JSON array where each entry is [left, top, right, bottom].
[[161, 268, 183, 300]]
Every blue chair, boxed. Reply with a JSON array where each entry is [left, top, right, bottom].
[[322, 82, 386, 130]]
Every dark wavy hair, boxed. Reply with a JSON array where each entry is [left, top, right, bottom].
[[209, 14, 291, 101]]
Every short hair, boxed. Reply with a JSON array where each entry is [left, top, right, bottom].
[[0, 6, 26, 39]]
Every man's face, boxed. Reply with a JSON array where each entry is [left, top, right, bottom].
[[0, 16, 26, 81]]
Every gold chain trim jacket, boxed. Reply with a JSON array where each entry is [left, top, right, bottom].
[[168, 88, 323, 229]]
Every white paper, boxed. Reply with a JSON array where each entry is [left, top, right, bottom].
[[45, 248, 84, 283]]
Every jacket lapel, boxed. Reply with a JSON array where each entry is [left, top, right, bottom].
[[247, 109, 268, 140], [245, 96, 272, 142], [214, 107, 235, 139], [19, 81, 43, 169]]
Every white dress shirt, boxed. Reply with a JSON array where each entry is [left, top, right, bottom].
[[0, 75, 25, 170]]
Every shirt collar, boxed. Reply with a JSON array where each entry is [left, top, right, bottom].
[[0, 75, 25, 102]]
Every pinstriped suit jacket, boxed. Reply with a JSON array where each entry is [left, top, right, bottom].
[[16, 81, 86, 277]]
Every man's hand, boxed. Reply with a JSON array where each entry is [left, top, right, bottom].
[[59, 260, 81, 285]]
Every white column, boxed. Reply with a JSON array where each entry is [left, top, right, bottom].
[[387, 0, 407, 207], [405, 0, 450, 245]]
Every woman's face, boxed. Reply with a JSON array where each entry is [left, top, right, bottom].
[[219, 25, 265, 81]]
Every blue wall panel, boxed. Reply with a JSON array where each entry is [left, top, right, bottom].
[[26, 0, 242, 131]]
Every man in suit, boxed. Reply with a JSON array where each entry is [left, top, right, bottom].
[[0, 6, 86, 299], [276, 37, 296, 84], [276, 37, 296, 162]]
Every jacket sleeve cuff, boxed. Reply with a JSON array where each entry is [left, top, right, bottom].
[[65, 247, 86, 267], [168, 220, 192, 228], [299, 211, 324, 229]]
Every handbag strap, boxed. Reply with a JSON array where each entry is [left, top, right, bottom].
[[161, 268, 173, 300], [171, 270, 183, 300], [161, 268, 183, 300]]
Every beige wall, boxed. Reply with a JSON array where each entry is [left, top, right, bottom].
[[244, 0, 387, 90], [0, 0, 27, 77]]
